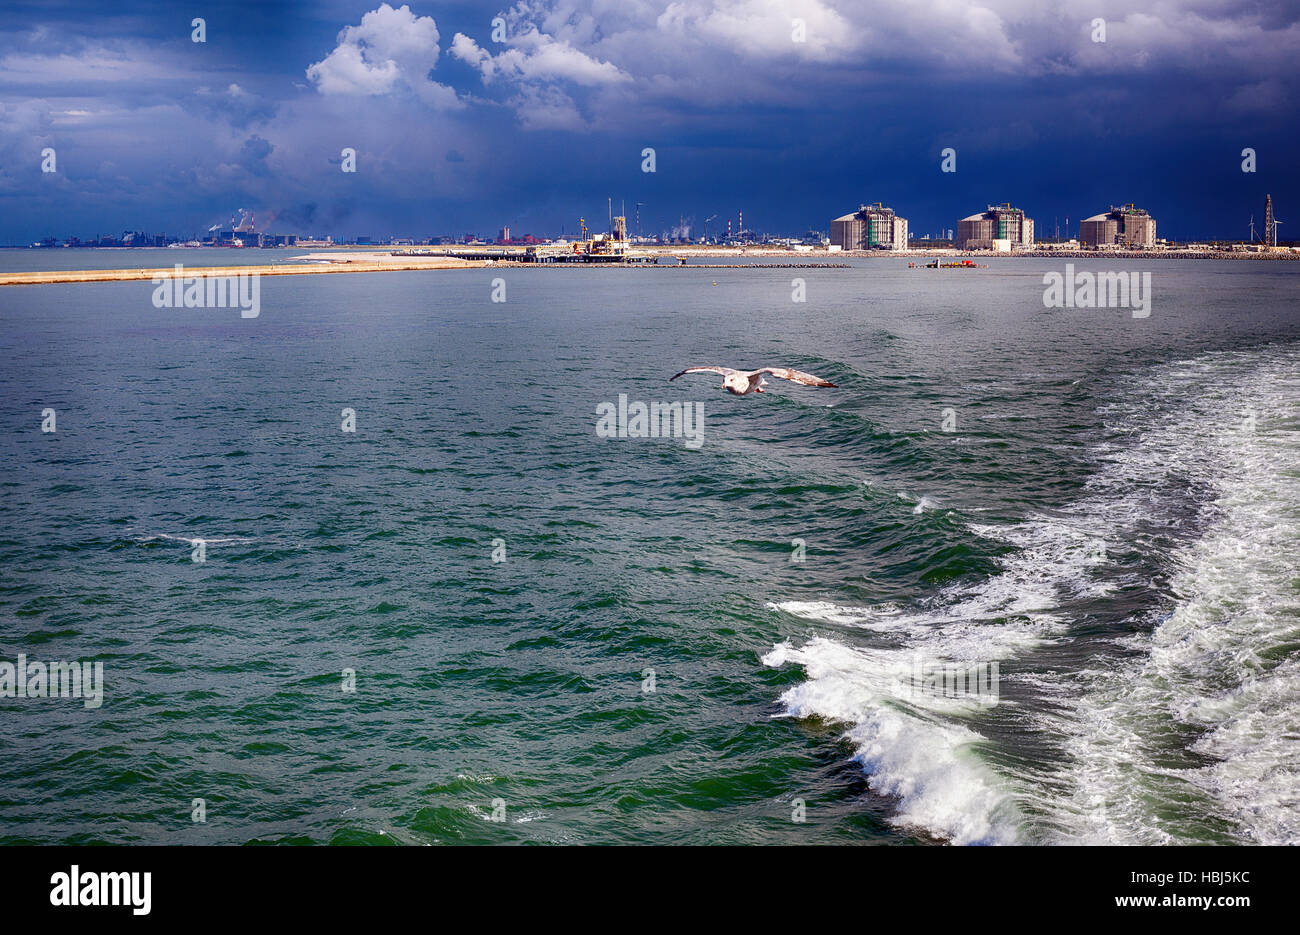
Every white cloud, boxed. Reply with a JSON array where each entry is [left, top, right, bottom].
[[448, 33, 491, 72], [306, 3, 461, 109], [449, 29, 630, 86], [448, 15, 629, 130], [656, 0, 858, 62], [470, 1, 1300, 86], [431, 0, 1300, 136], [510, 85, 588, 130]]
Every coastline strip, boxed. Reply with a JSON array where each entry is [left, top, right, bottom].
[[0, 258, 485, 287]]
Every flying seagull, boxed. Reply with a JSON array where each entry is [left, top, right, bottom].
[[669, 366, 837, 396]]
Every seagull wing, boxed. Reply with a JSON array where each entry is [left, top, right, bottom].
[[669, 366, 740, 381], [754, 367, 837, 387]]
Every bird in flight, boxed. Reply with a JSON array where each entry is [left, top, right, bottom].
[[669, 366, 837, 396]]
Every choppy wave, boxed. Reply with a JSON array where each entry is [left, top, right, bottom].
[[767, 343, 1300, 845], [762, 637, 1020, 845]]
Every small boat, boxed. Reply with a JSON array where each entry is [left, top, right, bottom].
[[923, 259, 986, 269]]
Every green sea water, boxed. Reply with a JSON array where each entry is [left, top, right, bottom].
[[1, 251, 1297, 844]]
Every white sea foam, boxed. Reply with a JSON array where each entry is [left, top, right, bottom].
[[764, 498, 1096, 843], [768, 344, 1300, 845], [766, 600, 903, 628], [763, 637, 1019, 844], [1046, 348, 1300, 844]]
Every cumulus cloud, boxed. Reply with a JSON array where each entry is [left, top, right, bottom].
[[508, 85, 587, 131], [306, 3, 461, 108], [655, 0, 858, 62], [1059, 3, 1300, 76], [449, 29, 629, 86], [448, 15, 629, 130], [457, 1, 1300, 86], [446, 0, 1022, 126]]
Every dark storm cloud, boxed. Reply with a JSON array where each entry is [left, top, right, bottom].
[[1, 0, 1296, 242], [237, 135, 274, 176]]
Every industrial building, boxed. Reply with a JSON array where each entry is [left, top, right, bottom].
[[957, 204, 1034, 250], [1079, 205, 1156, 247], [830, 203, 909, 250]]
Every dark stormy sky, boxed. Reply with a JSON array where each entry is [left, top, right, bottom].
[[2, 0, 1297, 243]]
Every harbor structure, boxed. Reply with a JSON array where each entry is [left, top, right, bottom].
[[957, 204, 1034, 250], [830, 203, 909, 250], [1079, 205, 1156, 247]]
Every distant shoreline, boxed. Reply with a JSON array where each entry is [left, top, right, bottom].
[[2, 248, 1296, 287], [0, 256, 483, 287], [5, 244, 1297, 263], [398, 245, 1300, 262]]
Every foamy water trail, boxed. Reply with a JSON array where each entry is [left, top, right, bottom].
[[767, 344, 1300, 845], [1046, 347, 1300, 844]]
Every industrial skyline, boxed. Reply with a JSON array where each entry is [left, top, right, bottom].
[[21, 191, 1289, 250]]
